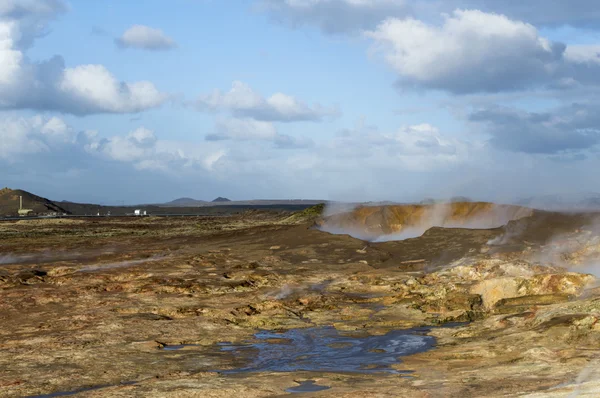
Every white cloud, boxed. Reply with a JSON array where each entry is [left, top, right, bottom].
[[85, 127, 162, 164], [57, 65, 166, 114], [366, 10, 570, 94], [0, 4, 167, 114], [77, 127, 220, 174], [0, 0, 66, 17], [564, 45, 600, 68], [0, 115, 74, 160], [196, 81, 339, 122], [128, 127, 158, 148], [388, 124, 460, 156], [258, 0, 411, 34], [95, 136, 148, 163], [116, 24, 176, 51], [0, 0, 67, 49], [203, 150, 227, 171]]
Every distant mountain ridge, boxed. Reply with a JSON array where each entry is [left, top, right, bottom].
[[162, 197, 208, 207], [212, 197, 231, 203], [9, 186, 600, 219], [0, 188, 328, 217], [159, 197, 325, 207]]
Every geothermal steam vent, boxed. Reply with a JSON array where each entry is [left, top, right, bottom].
[[316, 202, 533, 241]]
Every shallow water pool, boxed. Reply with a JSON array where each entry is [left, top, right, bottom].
[[218, 326, 435, 374]]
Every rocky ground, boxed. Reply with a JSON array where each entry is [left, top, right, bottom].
[[2, 209, 600, 397]]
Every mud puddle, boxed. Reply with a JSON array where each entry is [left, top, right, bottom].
[[218, 326, 435, 374], [162, 344, 200, 351]]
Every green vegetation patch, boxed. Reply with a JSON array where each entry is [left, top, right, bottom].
[[281, 203, 326, 224]]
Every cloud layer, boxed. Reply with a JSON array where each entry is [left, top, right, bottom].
[[258, 0, 412, 34], [5, 0, 600, 204], [450, 0, 600, 28], [470, 103, 600, 154], [258, 0, 600, 34], [3, 110, 600, 204], [207, 118, 314, 149], [0, 115, 74, 160]]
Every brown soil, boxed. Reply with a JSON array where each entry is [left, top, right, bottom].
[[1, 209, 600, 397]]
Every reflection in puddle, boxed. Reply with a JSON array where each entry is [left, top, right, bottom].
[[162, 344, 199, 351], [286, 380, 331, 393], [218, 326, 435, 374]]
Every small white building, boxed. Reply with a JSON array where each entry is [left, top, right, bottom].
[[134, 209, 147, 216]]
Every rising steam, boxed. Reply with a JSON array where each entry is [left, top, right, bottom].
[[318, 202, 532, 242]]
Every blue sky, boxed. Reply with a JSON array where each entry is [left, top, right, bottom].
[[2, 0, 600, 204]]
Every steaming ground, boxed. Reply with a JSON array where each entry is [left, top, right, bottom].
[[0, 254, 18, 264], [0, 248, 120, 266], [318, 201, 533, 242], [78, 255, 167, 272], [3, 209, 600, 396], [484, 211, 600, 277]]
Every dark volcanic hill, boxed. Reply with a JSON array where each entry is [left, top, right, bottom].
[[212, 197, 231, 203], [163, 197, 208, 207], [0, 188, 70, 216]]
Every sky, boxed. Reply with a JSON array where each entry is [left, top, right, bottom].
[[2, 0, 600, 204]]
